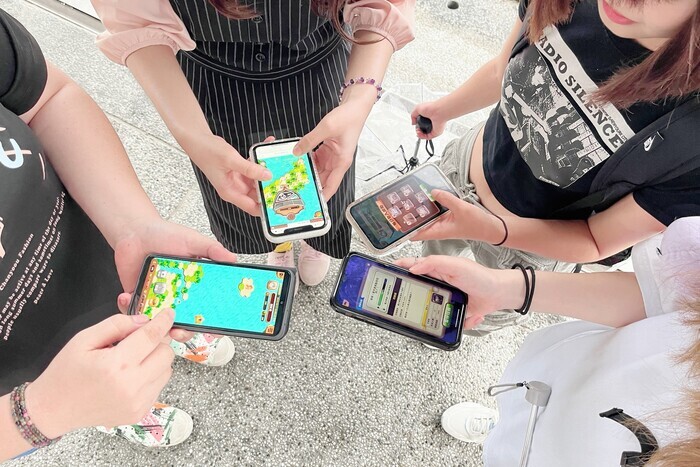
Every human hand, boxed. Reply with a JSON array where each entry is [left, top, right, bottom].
[[25, 311, 176, 438], [114, 218, 238, 342], [293, 100, 367, 200], [411, 189, 506, 244], [394, 255, 523, 330], [411, 101, 448, 140], [180, 132, 273, 216]]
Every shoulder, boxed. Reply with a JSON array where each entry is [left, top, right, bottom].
[[0, 9, 47, 115]]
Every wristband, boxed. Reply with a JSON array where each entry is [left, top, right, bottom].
[[511, 264, 536, 315], [10, 383, 61, 448], [339, 77, 383, 103]]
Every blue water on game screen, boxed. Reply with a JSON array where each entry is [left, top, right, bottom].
[[260, 153, 322, 228], [146, 259, 285, 334]]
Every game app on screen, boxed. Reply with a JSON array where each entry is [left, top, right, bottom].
[[256, 149, 327, 237], [332, 253, 465, 346], [348, 164, 457, 252], [133, 257, 290, 337]]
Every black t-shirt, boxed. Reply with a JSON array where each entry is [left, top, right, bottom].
[[0, 10, 120, 393], [482, 0, 700, 225]]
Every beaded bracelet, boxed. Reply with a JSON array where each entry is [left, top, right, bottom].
[[10, 383, 61, 448], [338, 77, 383, 103]]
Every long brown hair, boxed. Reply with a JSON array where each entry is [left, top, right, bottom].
[[206, 1, 352, 43], [646, 290, 700, 466], [525, 0, 700, 108]]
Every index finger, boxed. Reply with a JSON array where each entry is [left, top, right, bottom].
[[294, 123, 327, 156], [117, 309, 175, 364]]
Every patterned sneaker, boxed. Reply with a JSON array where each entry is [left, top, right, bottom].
[[96, 403, 193, 448], [170, 333, 235, 367], [441, 402, 499, 444], [297, 241, 330, 286]]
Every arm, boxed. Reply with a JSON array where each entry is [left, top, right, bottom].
[[411, 18, 523, 139], [21, 61, 160, 248], [415, 190, 665, 263], [396, 255, 646, 328]]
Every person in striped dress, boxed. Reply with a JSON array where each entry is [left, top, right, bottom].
[[90, 0, 415, 289]]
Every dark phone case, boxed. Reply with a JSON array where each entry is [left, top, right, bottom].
[[128, 255, 296, 341], [330, 252, 466, 351]]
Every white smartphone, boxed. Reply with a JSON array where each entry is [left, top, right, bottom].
[[250, 138, 331, 243], [345, 163, 460, 255]]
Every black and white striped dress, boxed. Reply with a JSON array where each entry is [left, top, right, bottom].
[[169, 0, 353, 258]]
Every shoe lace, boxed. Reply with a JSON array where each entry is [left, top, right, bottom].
[[468, 416, 495, 436], [269, 251, 293, 266]]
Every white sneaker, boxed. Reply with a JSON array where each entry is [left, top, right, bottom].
[[96, 403, 193, 448], [297, 241, 330, 286], [170, 333, 235, 367], [441, 402, 499, 444]]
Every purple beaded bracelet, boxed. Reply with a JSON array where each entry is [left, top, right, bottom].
[[339, 77, 383, 103], [10, 383, 61, 448]]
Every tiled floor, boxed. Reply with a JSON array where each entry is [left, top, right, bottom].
[[3, 1, 568, 466]]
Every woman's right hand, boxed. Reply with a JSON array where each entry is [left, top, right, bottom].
[[411, 100, 448, 140], [24, 310, 176, 439], [180, 132, 273, 216]]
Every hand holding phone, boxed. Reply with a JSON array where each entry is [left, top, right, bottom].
[[250, 138, 331, 243], [330, 252, 467, 350], [346, 164, 460, 255], [129, 255, 296, 340]]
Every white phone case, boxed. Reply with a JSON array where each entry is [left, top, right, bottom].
[[345, 163, 459, 256], [250, 138, 331, 244]]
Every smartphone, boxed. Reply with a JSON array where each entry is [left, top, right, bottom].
[[330, 252, 467, 350], [129, 255, 296, 340], [346, 163, 459, 255], [250, 138, 331, 243]]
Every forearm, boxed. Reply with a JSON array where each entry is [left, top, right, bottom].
[[432, 60, 503, 121], [338, 30, 395, 115], [497, 268, 646, 327], [27, 63, 160, 248], [125, 46, 212, 152]]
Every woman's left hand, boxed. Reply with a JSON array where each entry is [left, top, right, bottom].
[[293, 100, 368, 200], [113, 218, 238, 342]]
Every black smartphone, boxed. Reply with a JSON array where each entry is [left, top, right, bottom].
[[330, 252, 467, 350], [346, 163, 460, 255], [129, 255, 296, 340]]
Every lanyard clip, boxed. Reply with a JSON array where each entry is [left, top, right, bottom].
[[487, 381, 526, 397]]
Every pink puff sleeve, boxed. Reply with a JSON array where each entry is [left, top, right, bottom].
[[343, 0, 416, 51], [90, 0, 196, 65]]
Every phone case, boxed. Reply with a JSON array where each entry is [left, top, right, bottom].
[[345, 163, 460, 256], [128, 255, 296, 341], [249, 138, 331, 244], [329, 252, 465, 351]]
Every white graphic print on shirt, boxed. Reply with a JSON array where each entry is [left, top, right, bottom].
[[499, 26, 635, 187]]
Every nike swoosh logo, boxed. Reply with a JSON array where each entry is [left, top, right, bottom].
[[644, 135, 655, 152]]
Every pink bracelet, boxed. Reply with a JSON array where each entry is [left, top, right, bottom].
[[11, 383, 61, 448], [339, 77, 383, 103]]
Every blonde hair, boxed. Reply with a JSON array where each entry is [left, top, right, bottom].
[[647, 286, 700, 466]]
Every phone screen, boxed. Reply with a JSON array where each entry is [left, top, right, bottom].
[[348, 165, 456, 251], [133, 257, 290, 336], [255, 142, 326, 237], [334, 254, 465, 344]]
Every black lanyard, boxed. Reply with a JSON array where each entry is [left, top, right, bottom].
[[599, 408, 659, 466]]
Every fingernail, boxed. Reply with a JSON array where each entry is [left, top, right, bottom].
[[118, 295, 129, 307], [292, 145, 301, 155], [263, 169, 272, 179], [163, 308, 175, 320], [131, 314, 150, 324]]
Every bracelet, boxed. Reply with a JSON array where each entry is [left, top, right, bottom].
[[511, 264, 536, 315], [492, 213, 508, 246], [339, 77, 383, 103], [10, 383, 61, 448]]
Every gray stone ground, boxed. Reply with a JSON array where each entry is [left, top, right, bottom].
[[3, 1, 566, 466]]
